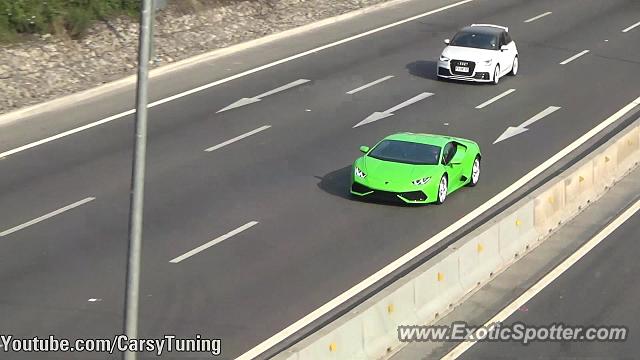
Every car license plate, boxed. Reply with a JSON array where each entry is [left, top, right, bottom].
[[455, 66, 469, 72]]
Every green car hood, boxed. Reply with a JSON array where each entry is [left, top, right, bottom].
[[361, 156, 440, 182]]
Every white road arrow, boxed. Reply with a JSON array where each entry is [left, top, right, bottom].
[[217, 79, 311, 113], [354, 92, 434, 128], [494, 106, 561, 144]]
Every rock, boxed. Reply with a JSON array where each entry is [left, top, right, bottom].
[[0, 0, 392, 113]]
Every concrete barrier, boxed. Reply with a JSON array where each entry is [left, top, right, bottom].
[[498, 200, 536, 263], [414, 248, 464, 322], [275, 120, 640, 360]]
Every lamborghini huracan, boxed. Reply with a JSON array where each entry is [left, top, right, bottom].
[[350, 133, 481, 204]]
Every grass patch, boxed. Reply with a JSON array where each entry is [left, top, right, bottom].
[[0, 0, 140, 42]]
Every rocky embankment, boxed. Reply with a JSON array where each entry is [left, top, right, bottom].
[[0, 0, 392, 114]]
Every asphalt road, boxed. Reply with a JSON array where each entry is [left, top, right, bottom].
[[459, 212, 640, 360], [1, 0, 640, 358]]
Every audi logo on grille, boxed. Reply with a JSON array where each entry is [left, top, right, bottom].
[[458, 61, 468, 66]]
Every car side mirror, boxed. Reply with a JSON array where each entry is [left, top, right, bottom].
[[500, 45, 508, 51], [359, 145, 370, 154], [444, 39, 450, 45]]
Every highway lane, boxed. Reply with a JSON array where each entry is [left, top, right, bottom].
[[457, 209, 640, 360], [1, 0, 640, 358]]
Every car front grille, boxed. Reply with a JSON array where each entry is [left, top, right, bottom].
[[351, 182, 371, 194], [450, 60, 476, 75], [399, 191, 428, 202], [352, 183, 427, 203], [438, 67, 451, 76]]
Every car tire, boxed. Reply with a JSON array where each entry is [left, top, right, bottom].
[[435, 174, 448, 205], [467, 156, 481, 187], [509, 56, 518, 76], [492, 65, 500, 85]]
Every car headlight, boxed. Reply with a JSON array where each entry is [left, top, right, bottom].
[[354, 166, 367, 179], [439, 55, 450, 62], [481, 59, 493, 65], [412, 177, 431, 186]]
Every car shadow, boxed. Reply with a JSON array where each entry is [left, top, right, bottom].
[[315, 166, 426, 207], [406, 60, 439, 80], [406, 60, 487, 86]]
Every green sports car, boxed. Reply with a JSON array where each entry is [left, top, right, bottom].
[[350, 132, 481, 204]]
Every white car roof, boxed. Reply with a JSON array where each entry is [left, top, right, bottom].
[[470, 24, 509, 32]]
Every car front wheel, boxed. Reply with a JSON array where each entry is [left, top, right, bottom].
[[435, 175, 448, 204], [468, 156, 481, 187], [509, 56, 518, 76], [492, 65, 500, 85]]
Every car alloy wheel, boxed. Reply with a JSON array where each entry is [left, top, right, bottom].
[[510, 56, 518, 76], [469, 157, 480, 187], [493, 66, 500, 85], [436, 175, 448, 204]]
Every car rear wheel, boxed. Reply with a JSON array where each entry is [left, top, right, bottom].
[[468, 156, 481, 187], [435, 175, 448, 205], [492, 65, 500, 85], [509, 56, 518, 76]]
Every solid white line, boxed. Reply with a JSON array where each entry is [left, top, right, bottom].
[[170, 221, 259, 263], [524, 11, 552, 23], [622, 20, 640, 33], [204, 125, 271, 152], [475, 89, 516, 109], [0, 197, 96, 237], [0, 0, 474, 160], [346, 75, 394, 94], [559, 50, 590, 65], [0, 110, 136, 159], [235, 95, 640, 360], [442, 198, 640, 359]]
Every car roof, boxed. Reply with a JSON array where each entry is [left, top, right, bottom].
[[382, 132, 452, 147], [458, 25, 504, 36]]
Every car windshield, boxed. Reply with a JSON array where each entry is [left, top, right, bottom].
[[368, 140, 441, 165], [450, 31, 498, 50]]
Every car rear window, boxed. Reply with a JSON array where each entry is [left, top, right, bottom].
[[368, 140, 441, 165]]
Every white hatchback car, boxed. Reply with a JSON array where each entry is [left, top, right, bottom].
[[437, 24, 518, 84]]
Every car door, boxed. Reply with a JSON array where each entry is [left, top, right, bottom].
[[503, 31, 517, 71], [442, 142, 465, 191], [498, 31, 511, 74]]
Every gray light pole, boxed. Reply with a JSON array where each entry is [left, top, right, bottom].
[[123, 0, 153, 359]]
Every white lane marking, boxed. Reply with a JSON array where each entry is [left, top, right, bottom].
[[520, 106, 561, 128], [236, 96, 640, 360], [88, 298, 102, 302], [524, 11, 552, 23], [0, 110, 135, 159], [0, 197, 96, 237], [170, 221, 259, 263], [217, 79, 311, 113], [622, 20, 640, 33], [346, 75, 394, 94], [559, 50, 590, 65], [0, 0, 474, 160], [494, 106, 561, 144], [354, 92, 434, 128], [475, 89, 516, 109], [442, 198, 640, 359], [204, 125, 271, 152]]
